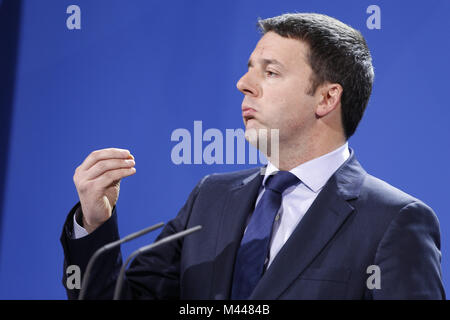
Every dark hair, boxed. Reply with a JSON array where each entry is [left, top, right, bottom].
[[258, 13, 374, 139]]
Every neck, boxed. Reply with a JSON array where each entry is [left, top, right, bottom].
[[268, 135, 347, 171]]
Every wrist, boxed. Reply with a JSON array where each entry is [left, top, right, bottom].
[[82, 214, 101, 234], [78, 208, 102, 233]]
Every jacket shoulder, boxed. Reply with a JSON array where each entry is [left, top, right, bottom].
[[199, 167, 263, 187], [360, 174, 434, 215]]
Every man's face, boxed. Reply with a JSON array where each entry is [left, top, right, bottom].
[[237, 31, 319, 147]]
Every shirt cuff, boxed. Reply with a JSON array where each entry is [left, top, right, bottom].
[[73, 207, 89, 239]]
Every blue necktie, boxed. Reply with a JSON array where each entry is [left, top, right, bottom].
[[231, 171, 300, 300]]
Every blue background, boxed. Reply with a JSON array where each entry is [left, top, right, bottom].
[[0, 0, 449, 299]]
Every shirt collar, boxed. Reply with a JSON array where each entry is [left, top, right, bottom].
[[262, 142, 350, 193]]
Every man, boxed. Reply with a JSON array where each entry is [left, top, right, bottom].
[[60, 13, 445, 299]]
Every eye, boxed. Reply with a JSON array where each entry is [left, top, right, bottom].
[[265, 70, 278, 77]]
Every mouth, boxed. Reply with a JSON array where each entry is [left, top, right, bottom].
[[244, 115, 255, 124], [242, 107, 257, 125]]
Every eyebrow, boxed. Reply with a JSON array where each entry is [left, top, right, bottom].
[[247, 58, 286, 70]]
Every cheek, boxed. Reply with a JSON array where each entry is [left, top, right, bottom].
[[266, 88, 307, 117], [260, 76, 314, 119], [265, 91, 316, 134]]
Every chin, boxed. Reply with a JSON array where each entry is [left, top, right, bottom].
[[244, 125, 259, 146], [244, 125, 272, 148]]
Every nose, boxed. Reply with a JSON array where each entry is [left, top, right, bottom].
[[236, 72, 260, 97]]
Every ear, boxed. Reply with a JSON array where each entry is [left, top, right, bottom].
[[315, 83, 343, 117]]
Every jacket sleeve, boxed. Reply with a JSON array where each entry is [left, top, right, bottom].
[[60, 176, 205, 300], [122, 176, 205, 299], [60, 202, 122, 300], [370, 201, 445, 299]]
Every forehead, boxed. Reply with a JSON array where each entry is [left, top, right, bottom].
[[250, 31, 310, 68]]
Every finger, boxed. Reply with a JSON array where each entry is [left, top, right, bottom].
[[80, 148, 133, 171], [95, 167, 136, 188], [85, 158, 135, 181]]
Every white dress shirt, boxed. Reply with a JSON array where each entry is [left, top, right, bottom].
[[73, 208, 89, 238], [256, 142, 350, 269], [74, 143, 351, 268]]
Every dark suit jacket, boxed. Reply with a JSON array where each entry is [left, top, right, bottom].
[[60, 150, 445, 299]]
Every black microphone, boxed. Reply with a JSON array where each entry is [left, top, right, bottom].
[[78, 221, 165, 300], [113, 225, 202, 300]]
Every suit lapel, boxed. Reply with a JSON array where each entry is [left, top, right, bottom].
[[209, 168, 264, 299], [250, 151, 366, 299]]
